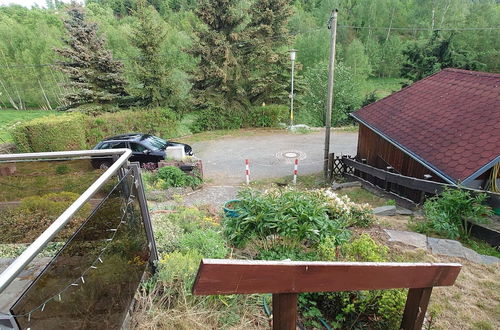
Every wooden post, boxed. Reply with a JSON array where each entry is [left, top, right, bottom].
[[327, 153, 334, 180], [420, 174, 433, 205], [272, 293, 298, 330], [401, 287, 433, 330], [385, 166, 394, 192], [361, 159, 367, 181], [323, 9, 339, 179]]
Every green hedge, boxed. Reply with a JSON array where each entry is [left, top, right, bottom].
[[190, 104, 288, 132], [85, 108, 179, 147], [11, 108, 180, 152], [12, 114, 87, 153], [246, 104, 288, 127]]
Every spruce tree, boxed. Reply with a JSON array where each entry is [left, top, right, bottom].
[[54, 5, 128, 111], [190, 0, 246, 111], [130, 0, 170, 107], [244, 0, 293, 105], [401, 31, 484, 81]]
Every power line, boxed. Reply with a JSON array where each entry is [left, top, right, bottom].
[[0, 24, 497, 70], [339, 25, 500, 31]]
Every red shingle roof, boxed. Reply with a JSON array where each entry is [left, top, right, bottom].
[[352, 68, 500, 184]]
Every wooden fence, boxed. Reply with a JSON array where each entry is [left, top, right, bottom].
[[328, 154, 500, 205], [328, 156, 500, 247], [192, 259, 461, 330]]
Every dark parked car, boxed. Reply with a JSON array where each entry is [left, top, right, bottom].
[[91, 133, 193, 169]]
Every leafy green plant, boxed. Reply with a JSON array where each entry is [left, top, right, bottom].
[[224, 188, 374, 248], [152, 215, 183, 255], [19, 191, 88, 217], [418, 188, 492, 239], [55, 164, 71, 175], [342, 234, 388, 262], [246, 104, 288, 127], [11, 114, 87, 153], [257, 243, 319, 261], [300, 234, 404, 329], [158, 250, 203, 294], [156, 166, 202, 188], [223, 188, 347, 248], [178, 228, 229, 259]]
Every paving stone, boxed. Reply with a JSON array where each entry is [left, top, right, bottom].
[[384, 230, 428, 249], [481, 255, 500, 264], [373, 205, 397, 216], [427, 237, 499, 264], [331, 181, 362, 190], [396, 207, 413, 216]]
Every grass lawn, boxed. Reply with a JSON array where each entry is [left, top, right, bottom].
[[0, 109, 58, 143], [361, 77, 409, 100]]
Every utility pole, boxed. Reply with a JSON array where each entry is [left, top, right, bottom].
[[289, 49, 297, 127], [323, 9, 338, 178]]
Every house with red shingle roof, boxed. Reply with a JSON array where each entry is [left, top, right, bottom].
[[351, 68, 499, 194]]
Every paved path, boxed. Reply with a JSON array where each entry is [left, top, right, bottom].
[[190, 129, 357, 185], [384, 229, 500, 264]]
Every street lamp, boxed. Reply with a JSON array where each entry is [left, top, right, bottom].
[[289, 49, 297, 127]]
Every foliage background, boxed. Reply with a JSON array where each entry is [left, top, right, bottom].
[[0, 0, 498, 128]]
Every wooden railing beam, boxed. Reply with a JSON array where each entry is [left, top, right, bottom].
[[192, 260, 461, 330]]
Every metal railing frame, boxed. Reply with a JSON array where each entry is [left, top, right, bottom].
[[0, 149, 132, 293]]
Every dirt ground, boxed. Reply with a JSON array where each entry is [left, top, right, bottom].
[[369, 226, 500, 330]]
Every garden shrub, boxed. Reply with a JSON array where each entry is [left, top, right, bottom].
[[157, 250, 203, 294], [160, 206, 217, 235], [342, 233, 388, 262], [156, 166, 202, 188], [190, 104, 288, 132], [418, 188, 492, 239], [246, 104, 288, 127], [11, 108, 180, 152], [152, 215, 184, 255], [323, 190, 374, 227], [85, 108, 180, 146], [190, 106, 244, 133], [178, 228, 229, 258], [11, 114, 86, 152], [300, 234, 404, 329], [301, 288, 406, 329], [223, 188, 371, 248], [55, 164, 71, 175], [19, 191, 86, 217], [257, 243, 319, 261]]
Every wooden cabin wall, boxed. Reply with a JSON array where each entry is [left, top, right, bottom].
[[356, 123, 445, 201]]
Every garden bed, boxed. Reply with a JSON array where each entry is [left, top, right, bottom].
[[132, 182, 499, 329]]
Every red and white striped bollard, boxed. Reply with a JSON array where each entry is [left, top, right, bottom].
[[293, 158, 298, 185], [245, 159, 250, 185]]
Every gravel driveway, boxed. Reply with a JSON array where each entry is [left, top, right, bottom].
[[188, 128, 357, 185]]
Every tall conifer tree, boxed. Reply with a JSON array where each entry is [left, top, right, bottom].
[[130, 0, 170, 107], [190, 0, 246, 110], [54, 5, 128, 111], [244, 0, 293, 105]]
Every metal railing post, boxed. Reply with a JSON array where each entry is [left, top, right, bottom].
[[130, 163, 159, 267]]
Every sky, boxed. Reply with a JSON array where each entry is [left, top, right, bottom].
[[0, 0, 80, 8], [0, 0, 48, 7]]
